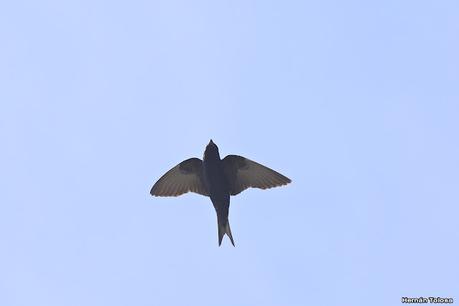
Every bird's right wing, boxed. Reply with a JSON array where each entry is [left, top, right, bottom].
[[222, 155, 291, 195], [150, 158, 209, 197]]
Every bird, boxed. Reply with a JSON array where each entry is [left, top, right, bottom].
[[150, 140, 291, 246]]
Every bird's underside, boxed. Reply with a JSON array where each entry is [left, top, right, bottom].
[[150, 140, 291, 246]]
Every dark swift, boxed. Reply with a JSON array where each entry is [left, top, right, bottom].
[[150, 140, 291, 246]]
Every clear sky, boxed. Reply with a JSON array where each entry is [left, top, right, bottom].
[[1, 1, 458, 305]]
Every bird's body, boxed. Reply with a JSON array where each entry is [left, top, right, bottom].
[[150, 140, 291, 246], [202, 141, 234, 245]]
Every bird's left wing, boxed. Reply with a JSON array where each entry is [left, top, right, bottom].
[[150, 158, 209, 197], [222, 155, 291, 196]]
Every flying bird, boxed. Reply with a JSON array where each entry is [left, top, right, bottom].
[[150, 140, 291, 246]]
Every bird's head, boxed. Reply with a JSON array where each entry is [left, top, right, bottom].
[[204, 139, 220, 160]]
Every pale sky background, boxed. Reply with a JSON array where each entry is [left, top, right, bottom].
[[1, 1, 458, 305]]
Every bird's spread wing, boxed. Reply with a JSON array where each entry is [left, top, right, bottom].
[[150, 158, 209, 197], [222, 155, 291, 195]]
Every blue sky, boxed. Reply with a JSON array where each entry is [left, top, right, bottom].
[[1, 0, 458, 305]]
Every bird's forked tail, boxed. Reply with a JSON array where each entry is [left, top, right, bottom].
[[218, 219, 235, 247]]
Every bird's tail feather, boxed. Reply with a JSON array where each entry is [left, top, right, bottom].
[[218, 220, 235, 247]]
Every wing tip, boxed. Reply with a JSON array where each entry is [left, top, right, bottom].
[[260, 176, 292, 190]]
